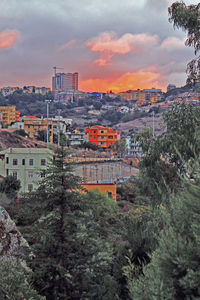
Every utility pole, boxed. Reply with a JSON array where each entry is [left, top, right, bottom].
[[57, 108, 61, 147], [152, 110, 155, 138], [45, 100, 51, 148]]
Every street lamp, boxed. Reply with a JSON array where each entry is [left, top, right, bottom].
[[45, 100, 51, 148]]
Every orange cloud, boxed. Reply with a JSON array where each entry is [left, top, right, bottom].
[[58, 40, 76, 51], [86, 32, 158, 66], [79, 68, 165, 93], [0, 29, 19, 49]]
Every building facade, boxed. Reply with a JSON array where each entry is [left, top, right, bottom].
[[52, 72, 79, 92], [0, 148, 52, 193], [22, 116, 54, 144], [65, 130, 86, 146], [0, 106, 20, 125], [84, 126, 120, 148], [81, 183, 117, 200]]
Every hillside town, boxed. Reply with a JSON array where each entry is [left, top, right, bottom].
[[1, 1, 200, 299]]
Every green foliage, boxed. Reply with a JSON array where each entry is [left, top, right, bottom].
[[127, 164, 200, 299], [111, 138, 127, 157], [0, 259, 44, 300], [36, 130, 47, 142], [53, 132, 67, 146], [137, 103, 200, 205], [23, 148, 118, 299], [168, 1, 200, 85], [98, 110, 122, 124], [14, 129, 28, 137], [0, 175, 21, 199], [79, 141, 99, 150]]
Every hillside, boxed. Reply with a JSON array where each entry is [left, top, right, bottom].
[[0, 130, 46, 150]]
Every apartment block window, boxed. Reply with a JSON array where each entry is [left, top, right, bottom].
[[13, 171, 17, 179], [6, 169, 8, 176], [6, 157, 9, 164], [28, 184, 33, 192], [29, 159, 33, 166], [41, 159, 46, 166], [13, 159, 18, 165], [28, 171, 33, 178], [22, 159, 25, 165]]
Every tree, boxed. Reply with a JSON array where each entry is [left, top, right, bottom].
[[127, 161, 200, 299], [111, 138, 127, 158], [136, 103, 200, 205], [26, 148, 118, 299], [0, 259, 44, 300], [36, 130, 47, 142], [0, 175, 21, 199], [169, 1, 200, 85]]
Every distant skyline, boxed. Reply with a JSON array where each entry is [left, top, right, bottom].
[[0, 0, 199, 93]]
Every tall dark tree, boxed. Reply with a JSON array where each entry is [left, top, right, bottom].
[[26, 148, 118, 299]]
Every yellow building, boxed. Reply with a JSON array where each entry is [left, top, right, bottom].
[[0, 106, 20, 125], [149, 94, 161, 103], [22, 116, 55, 144], [81, 183, 117, 200]]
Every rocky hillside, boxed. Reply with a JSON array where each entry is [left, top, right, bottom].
[[0, 206, 28, 258]]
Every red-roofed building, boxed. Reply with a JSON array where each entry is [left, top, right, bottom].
[[84, 126, 120, 148], [21, 115, 40, 120]]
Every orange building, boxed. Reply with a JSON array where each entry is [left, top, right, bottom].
[[81, 183, 117, 200], [0, 106, 20, 125], [22, 116, 55, 144], [84, 126, 120, 148]]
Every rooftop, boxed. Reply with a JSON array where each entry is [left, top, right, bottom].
[[0, 148, 53, 154]]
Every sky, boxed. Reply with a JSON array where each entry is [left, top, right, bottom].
[[0, 0, 199, 93]]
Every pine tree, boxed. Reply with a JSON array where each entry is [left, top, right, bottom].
[[0, 259, 44, 300], [26, 147, 118, 299]]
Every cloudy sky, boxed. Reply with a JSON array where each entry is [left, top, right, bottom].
[[0, 0, 199, 92]]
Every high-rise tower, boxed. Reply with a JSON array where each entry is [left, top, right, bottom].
[[52, 72, 79, 91]]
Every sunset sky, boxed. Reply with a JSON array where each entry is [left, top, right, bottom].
[[0, 0, 199, 93]]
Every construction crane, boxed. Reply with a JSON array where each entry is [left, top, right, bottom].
[[53, 66, 64, 76]]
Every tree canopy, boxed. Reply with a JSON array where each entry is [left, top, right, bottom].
[[169, 1, 200, 84]]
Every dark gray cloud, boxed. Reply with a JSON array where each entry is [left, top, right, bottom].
[[0, 0, 199, 90]]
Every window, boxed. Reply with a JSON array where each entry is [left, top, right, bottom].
[[29, 159, 33, 166], [6, 169, 8, 176], [13, 171, 17, 179], [28, 184, 33, 192], [13, 159, 18, 165], [6, 157, 9, 164], [22, 159, 25, 165], [41, 159, 46, 166], [28, 171, 33, 178]]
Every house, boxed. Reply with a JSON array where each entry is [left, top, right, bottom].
[[0, 106, 20, 125], [81, 183, 117, 200], [84, 126, 120, 148], [0, 148, 52, 193], [65, 130, 86, 146]]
